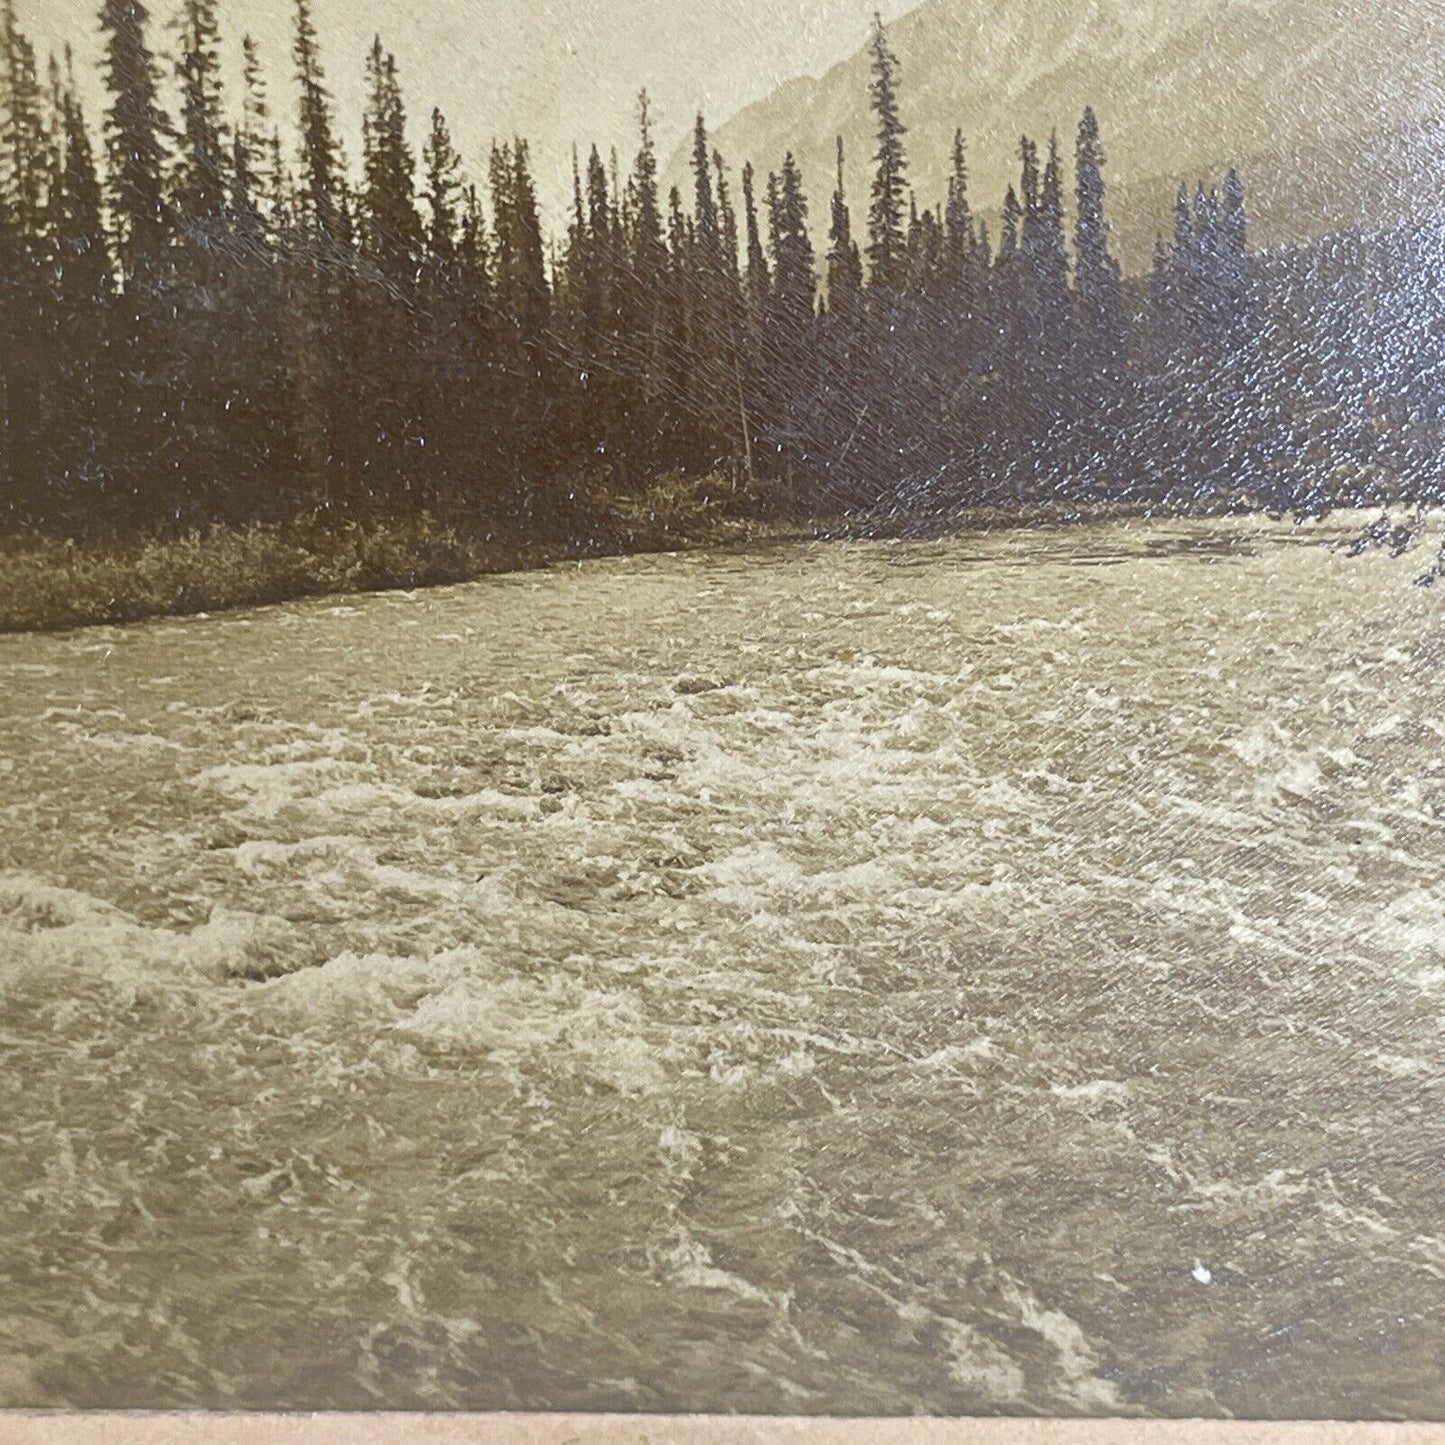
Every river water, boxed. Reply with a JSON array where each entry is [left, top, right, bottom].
[[0, 516, 1441, 1417]]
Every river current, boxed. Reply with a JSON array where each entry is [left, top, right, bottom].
[[0, 516, 1441, 1416]]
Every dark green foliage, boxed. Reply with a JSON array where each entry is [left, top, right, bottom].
[[769, 154, 814, 326], [0, 3, 1432, 556], [691, 114, 719, 259], [360, 38, 421, 281], [741, 160, 769, 318], [827, 138, 863, 321], [2, 0, 47, 248], [423, 108, 461, 263], [235, 34, 284, 231], [865, 11, 908, 290], [55, 70, 109, 305], [1074, 106, 1122, 359], [98, 0, 168, 281], [944, 129, 974, 280], [174, 0, 228, 241], [713, 151, 739, 281], [1036, 135, 1069, 308], [293, 0, 341, 236]]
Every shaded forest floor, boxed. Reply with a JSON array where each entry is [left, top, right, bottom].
[[0, 470, 1377, 635]]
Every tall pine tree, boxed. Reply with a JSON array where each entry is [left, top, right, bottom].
[[173, 0, 228, 244], [827, 137, 863, 322], [99, 0, 169, 282], [359, 37, 421, 282], [293, 0, 341, 237], [1073, 106, 1122, 357], [865, 12, 908, 290]]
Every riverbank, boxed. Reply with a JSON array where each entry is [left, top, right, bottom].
[[0, 474, 785, 635], [0, 477, 1389, 635], [2, 516, 1439, 1415]]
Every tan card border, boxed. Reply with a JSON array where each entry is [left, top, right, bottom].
[[4, 1416, 1445, 1444]]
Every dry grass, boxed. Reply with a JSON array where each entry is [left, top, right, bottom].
[[0, 474, 768, 634], [6, 469, 1282, 636]]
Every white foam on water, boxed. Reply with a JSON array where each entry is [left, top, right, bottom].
[[382, 964, 676, 1096], [898, 1304, 1026, 1402], [0, 871, 311, 988], [2, 518, 1443, 1414], [994, 1272, 1125, 1413], [1051, 1079, 1132, 1106], [653, 1227, 782, 1309]]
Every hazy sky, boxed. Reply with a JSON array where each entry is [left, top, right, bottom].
[[25, 0, 913, 223]]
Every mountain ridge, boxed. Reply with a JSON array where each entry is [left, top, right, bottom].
[[675, 0, 1445, 272]]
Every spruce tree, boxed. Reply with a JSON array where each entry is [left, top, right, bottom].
[[1036, 132, 1069, 308], [686, 113, 727, 433], [230, 108, 259, 232], [1197, 183, 1222, 339], [691, 114, 718, 259], [1220, 167, 1251, 337], [586, 144, 611, 250], [0, 1, 53, 518], [622, 91, 666, 418], [1193, 182, 1212, 259], [237, 34, 284, 226], [360, 38, 422, 281], [660, 181, 694, 446], [865, 12, 907, 290], [55, 68, 109, 306], [285, 0, 347, 501], [944, 128, 974, 279], [761, 154, 816, 488], [905, 201, 942, 298], [48, 62, 111, 520], [293, 0, 341, 237], [1, 0, 46, 248], [628, 91, 665, 277], [422, 106, 461, 263], [1147, 232, 1171, 357], [583, 143, 615, 374], [490, 138, 550, 400], [174, 0, 228, 238], [713, 150, 739, 281], [827, 137, 863, 322], [741, 160, 769, 318], [563, 143, 586, 300], [1017, 136, 1041, 259], [99, 0, 170, 281], [708, 147, 752, 484], [1000, 184, 1021, 259], [488, 144, 516, 294], [513, 141, 550, 358], [770, 152, 814, 329], [1073, 106, 1122, 356]]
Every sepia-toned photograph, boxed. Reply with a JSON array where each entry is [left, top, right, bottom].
[[0, 0, 1442, 1429]]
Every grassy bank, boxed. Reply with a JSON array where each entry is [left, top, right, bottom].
[[0, 475, 1377, 636], [0, 474, 782, 635]]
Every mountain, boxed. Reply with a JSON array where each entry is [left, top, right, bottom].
[[682, 0, 1445, 273]]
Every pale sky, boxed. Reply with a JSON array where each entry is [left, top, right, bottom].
[[25, 0, 914, 225]]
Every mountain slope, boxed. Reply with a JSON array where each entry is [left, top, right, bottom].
[[689, 0, 1445, 272]]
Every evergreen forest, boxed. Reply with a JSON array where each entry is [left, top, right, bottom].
[[2, 2, 1442, 553]]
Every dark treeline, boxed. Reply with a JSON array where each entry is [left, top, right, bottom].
[[2, 4, 1443, 544]]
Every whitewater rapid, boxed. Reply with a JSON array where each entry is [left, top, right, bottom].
[[0, 516, 1440, 1415]]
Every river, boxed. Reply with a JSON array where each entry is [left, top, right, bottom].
[[0, 515, 1441, 1416]]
